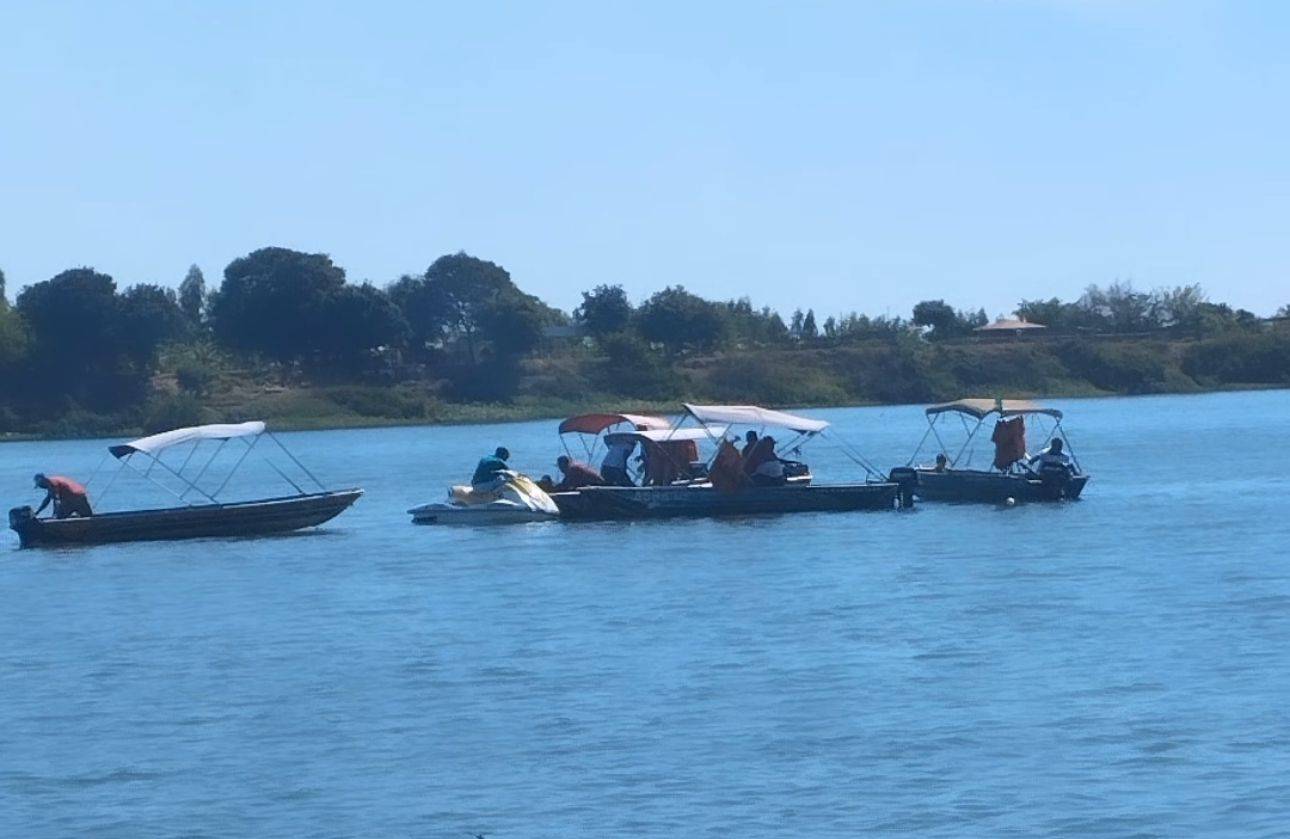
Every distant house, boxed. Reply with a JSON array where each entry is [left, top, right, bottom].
[[975, 318, 1048, 340]]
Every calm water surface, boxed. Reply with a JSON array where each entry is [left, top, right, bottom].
[[2, 390, 1289, 837]]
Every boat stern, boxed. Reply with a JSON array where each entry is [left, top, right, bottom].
[[9, 506, 38, 549]]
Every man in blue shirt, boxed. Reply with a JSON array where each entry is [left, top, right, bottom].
[[472, 446, 511, 490]]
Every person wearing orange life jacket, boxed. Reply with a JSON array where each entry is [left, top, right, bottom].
[[34, 473, 93, 519]]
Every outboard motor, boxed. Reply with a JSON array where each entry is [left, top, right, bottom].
[[9, 505, 35, 548], [888, 467, 918, 509]]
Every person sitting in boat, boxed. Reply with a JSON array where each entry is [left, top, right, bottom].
[[1028, 438, 1073, 476], [743, 435, 787, 487], [933, 453, 950, 473], [741, 430, 759, 457], [471, 447, 512, 492], [600, 437, 636, 487], [33, 473, 93, 519], [553, 455, 605, 491]]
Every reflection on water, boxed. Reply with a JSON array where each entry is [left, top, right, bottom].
[[2, 390, 1289, 836]]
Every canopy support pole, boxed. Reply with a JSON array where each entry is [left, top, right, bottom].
[[139, 450, 221, 505], [122, 455, 206, 506], [211, 434, 262, 500], [263, 455, 306, 495], [182, 439, 229, 499], [267, 431, 326, 492], [953, 418, 985, 469]]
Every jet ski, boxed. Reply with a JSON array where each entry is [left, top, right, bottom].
[[408, 472, 560, 525]]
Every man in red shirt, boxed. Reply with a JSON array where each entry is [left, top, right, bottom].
[[553, 456, 605, 492], [34, 473, 93, 519]]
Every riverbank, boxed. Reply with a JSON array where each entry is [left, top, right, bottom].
[[4, 332, 1286, 441]]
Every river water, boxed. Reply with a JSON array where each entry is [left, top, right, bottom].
[[2, 390, 1288, 836]]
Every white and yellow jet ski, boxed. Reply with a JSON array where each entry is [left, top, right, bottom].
[[408, 472, 560, 525]]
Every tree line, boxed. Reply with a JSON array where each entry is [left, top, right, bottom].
[[0, 248, 1286, 434]]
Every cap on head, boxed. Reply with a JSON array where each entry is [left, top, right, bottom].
[[33, 473, 48, 488], [745, 430, 758, 443], [495, 447, 510, 460], [556, 455, 570, 469], [1050, 438, 1064, 452]]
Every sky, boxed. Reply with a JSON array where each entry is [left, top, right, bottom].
[[2, 1, 1287, 319]]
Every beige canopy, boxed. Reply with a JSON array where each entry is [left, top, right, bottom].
[[926, 399, 1062, 420]]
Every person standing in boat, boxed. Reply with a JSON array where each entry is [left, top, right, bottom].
[[33, 473, 93, 519], [471, 447, 511, 492], [600, 437, 636, 487]]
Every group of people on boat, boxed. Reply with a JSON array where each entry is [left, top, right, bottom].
[[465, 428, 798, 497]]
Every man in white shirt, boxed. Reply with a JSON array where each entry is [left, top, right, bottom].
[[601, 438, 637, 486], [1028, 438, 1073, 474]]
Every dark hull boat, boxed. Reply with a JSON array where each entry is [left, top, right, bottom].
[[10, 490, 362, 548], [552, 482, 898, 520], [11, 421, 362, 549], [896, 468, 1088, 503], [894, 398, 1091, 505]]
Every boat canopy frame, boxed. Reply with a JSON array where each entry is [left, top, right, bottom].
[[675, 403, 886, 481], [907, 398, 1081, 473], [86, 422, 330, 510], [557, 412, 670, 462]]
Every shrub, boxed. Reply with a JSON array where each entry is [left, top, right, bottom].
[[1055, 340, 1170, 393], [143, 393, 208, 433], [176, 361, 218, 396], [1183, 332, 1290, 384], [324, 385, 428, 419]]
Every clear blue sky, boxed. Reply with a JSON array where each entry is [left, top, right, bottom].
[[2, 1, 1287, 318]]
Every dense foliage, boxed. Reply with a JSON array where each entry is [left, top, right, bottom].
[[0, 250, 1285, 436]]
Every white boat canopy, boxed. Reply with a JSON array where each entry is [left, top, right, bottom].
[[683, 404, 830, 434], [925, 399, 1062, 421], [604, 426, 729, 445], [109, 421, 267, 459]]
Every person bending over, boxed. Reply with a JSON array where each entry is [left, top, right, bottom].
[[34, 473, 93, 519]]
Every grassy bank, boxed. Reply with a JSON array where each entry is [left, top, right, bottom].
[[6, 330, 1286, 441]]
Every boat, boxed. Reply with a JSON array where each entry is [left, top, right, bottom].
[[550, 404, 902, 519], [408, 472, 559, 525], [9, 422, 362, 548], [888, 398, 1090, 503]]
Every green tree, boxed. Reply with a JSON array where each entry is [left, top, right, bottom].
[[576, 284, 633, 337], [117, 284, 188, 367], [315, 284, 409, 372], [397, 252, 558, 363], [801, 309, 819, 341], [636, 286, 727, 352], [15, 267, 151, 409], [209, 247, 348, 362], [179, 264, 206, 325], [17, 268, 121, 373], [912, 299, 966, 339], [387, 273, 445, 359], [0, 304, 27, 368]]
